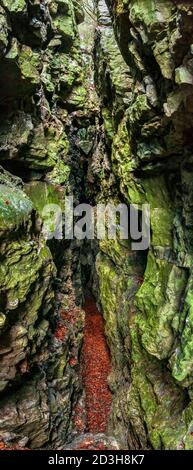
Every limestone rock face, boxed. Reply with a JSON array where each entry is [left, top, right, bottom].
[[94, 0, 193, 450], [0, 0, 88, 449]]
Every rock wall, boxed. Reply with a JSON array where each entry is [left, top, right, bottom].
[[0, 0, 92, 449], [1, 0, 193, 452], [95, 0, 193, 450]]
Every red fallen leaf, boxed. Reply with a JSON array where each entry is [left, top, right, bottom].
[[69, 358, 78, 367], [72, 402, 86, 433], [76, 439, 113, 450], [74, 418, 84, 427], [59, 308, 67, 318], [60, 306, 82, 324], [0, 442, 7, 450], [0, 441, 29, 450], [54, 322, 68, 341]]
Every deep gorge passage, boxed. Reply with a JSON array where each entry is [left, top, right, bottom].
[[81, 298, 112, 433], [1, 0, 193, 452]]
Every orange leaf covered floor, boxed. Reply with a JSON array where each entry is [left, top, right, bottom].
[[81, 298, 112, 434]]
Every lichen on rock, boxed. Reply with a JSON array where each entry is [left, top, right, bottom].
[[94, 0, 193, 450]]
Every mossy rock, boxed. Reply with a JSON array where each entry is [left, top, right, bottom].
[[136, 250, 188, 360], [65, 85, 87, 110], [22, 122, 69, 170], [126, 176, 174, 248], [0, 7, 9, 55], [1, 0, 26, 13], [25, 181, 64, 215], [172, 272, 193, 385], [18, 45, 41, 84], [128, 323, 190, 449], [99, 238, 146, 275], [51, 0, 77, 46], [0, 184, 33, 232]]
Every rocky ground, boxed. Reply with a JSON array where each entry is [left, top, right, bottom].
[[64, 433, 121, 450]]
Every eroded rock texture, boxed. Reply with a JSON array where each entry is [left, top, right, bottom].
[[94, 0, 193, 450], [0, 0, 91, 449], [1, 0, 193, 452]]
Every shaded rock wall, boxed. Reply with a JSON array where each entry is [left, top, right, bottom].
[[94, 0, 193, 450], [0, 0, 91, 449]]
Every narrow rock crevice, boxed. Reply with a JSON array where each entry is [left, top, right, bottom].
[[1, 0, 193, 452]]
